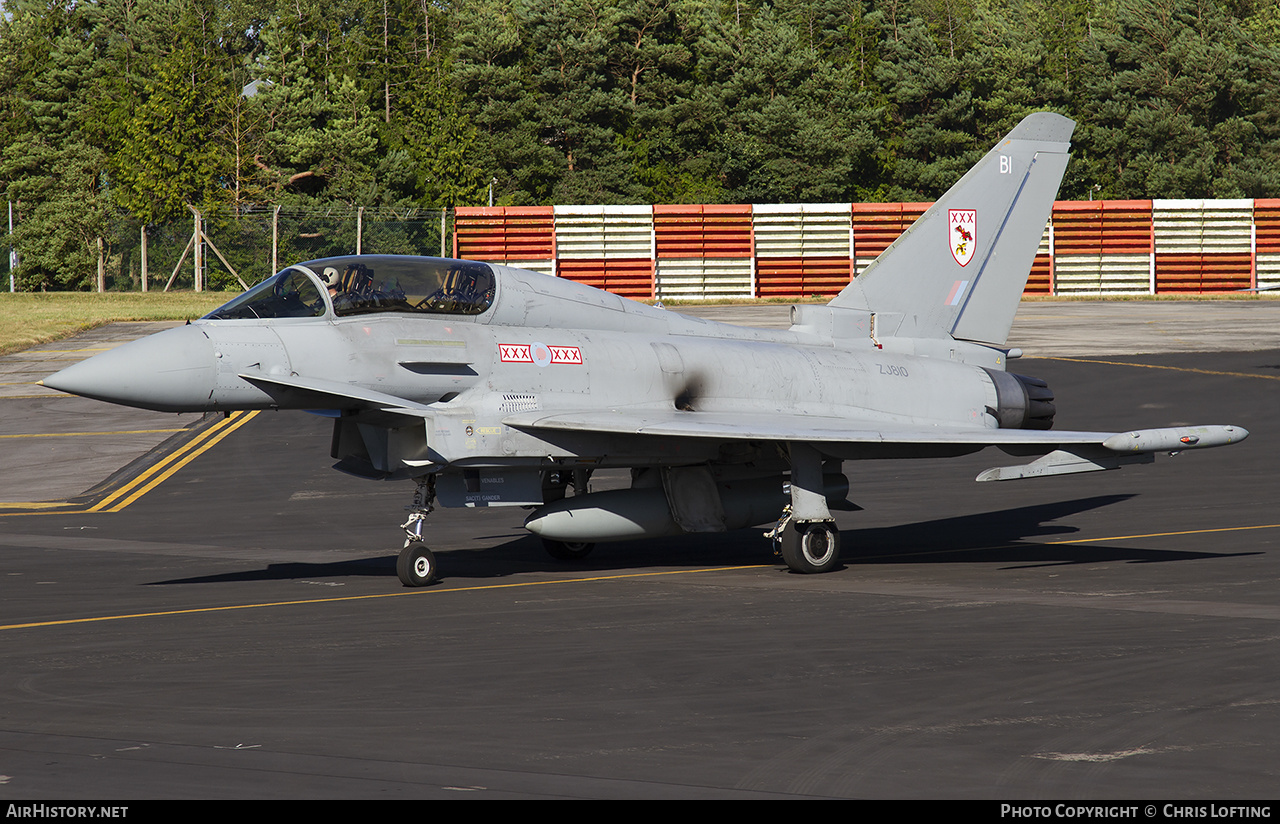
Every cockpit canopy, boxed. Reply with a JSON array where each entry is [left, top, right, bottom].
[[204, 255, 497, 321]]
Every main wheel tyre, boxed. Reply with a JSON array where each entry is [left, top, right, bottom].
[[397, 544, 438, 587], [542, 538, 595, 561], [779, 521, 841, 574]]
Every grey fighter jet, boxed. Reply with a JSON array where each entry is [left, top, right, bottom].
[[43, 112, 1248, 586]]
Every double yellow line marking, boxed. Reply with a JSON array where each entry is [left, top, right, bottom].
[[0, 411, 258, 516], [90, 411, 260, 513]]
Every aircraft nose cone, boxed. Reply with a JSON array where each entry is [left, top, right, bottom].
[[43, 324, 217, 412]]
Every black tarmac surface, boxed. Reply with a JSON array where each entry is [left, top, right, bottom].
[[1, 312, 1278, 799]]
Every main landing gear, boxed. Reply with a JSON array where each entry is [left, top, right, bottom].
[[397, 476, 438, 587], [771, 442, 843, 574], [538, 468, 595, 562], [770, 512, 841, 574]]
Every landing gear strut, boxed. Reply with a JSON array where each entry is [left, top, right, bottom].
[[771, 443, 844, 574], [397, 475, 438, 586], [539, 468, 595, 562]]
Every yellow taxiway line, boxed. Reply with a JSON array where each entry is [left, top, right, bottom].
[[0, 411, 258, 516], [0, 519, 1274, 634], [90, 411, 259, 513], [1043, 356, 1280, 381], [0, 428, 189, 439], [0, 565, 771, 632], [0, 502, 71, 510], [4, 519, 1280, 633], [839, 521, 1280, 563], [1045, 523, 1280, 544]]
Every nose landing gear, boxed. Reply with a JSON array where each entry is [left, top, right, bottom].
[[397, 476, 438, 587]]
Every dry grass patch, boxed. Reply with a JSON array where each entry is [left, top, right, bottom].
[[0, 292, 229, 355]]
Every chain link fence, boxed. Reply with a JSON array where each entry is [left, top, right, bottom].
[[30, 207, 454, 293]]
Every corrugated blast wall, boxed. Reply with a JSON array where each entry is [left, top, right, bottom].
[[456, 200, 1276, 300]]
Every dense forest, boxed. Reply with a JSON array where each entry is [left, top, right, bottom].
[[2, 0, 1279, 290]]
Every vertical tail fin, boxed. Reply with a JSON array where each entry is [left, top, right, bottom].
[[831, 112, 1075, 345]]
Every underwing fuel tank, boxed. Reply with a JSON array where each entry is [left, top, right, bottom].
[[524, 474, 853, 543]]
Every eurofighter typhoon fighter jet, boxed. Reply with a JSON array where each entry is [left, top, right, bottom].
[[43, 113, 1247, 586]]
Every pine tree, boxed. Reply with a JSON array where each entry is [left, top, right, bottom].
[[109, 39, 233, 223], [0, 1, 114, 290]]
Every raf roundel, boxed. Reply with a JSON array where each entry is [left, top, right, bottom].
[[499, 343, 582, 366]]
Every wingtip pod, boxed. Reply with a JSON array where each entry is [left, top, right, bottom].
[[976, 424, 1249, 482], [1102, 425, 1249, 453]]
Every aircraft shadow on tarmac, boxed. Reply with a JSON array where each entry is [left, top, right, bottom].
[[144, 493, 1258, 586], [845, 494, 1261, 570]]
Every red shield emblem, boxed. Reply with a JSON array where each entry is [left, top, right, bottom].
[[949, 210, 977, 267]]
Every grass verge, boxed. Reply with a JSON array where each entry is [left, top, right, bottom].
[[0, 292, 229, 355]]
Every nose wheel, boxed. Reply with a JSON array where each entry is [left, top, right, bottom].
[[398, 475, 439, 587], [397, 544, 438, 587]]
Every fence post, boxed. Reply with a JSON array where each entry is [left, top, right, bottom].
[[192, 207, 203, 291], [272, 205, 280, 275], [140, 224, 148, 292], [7, 200, 14, 292]]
